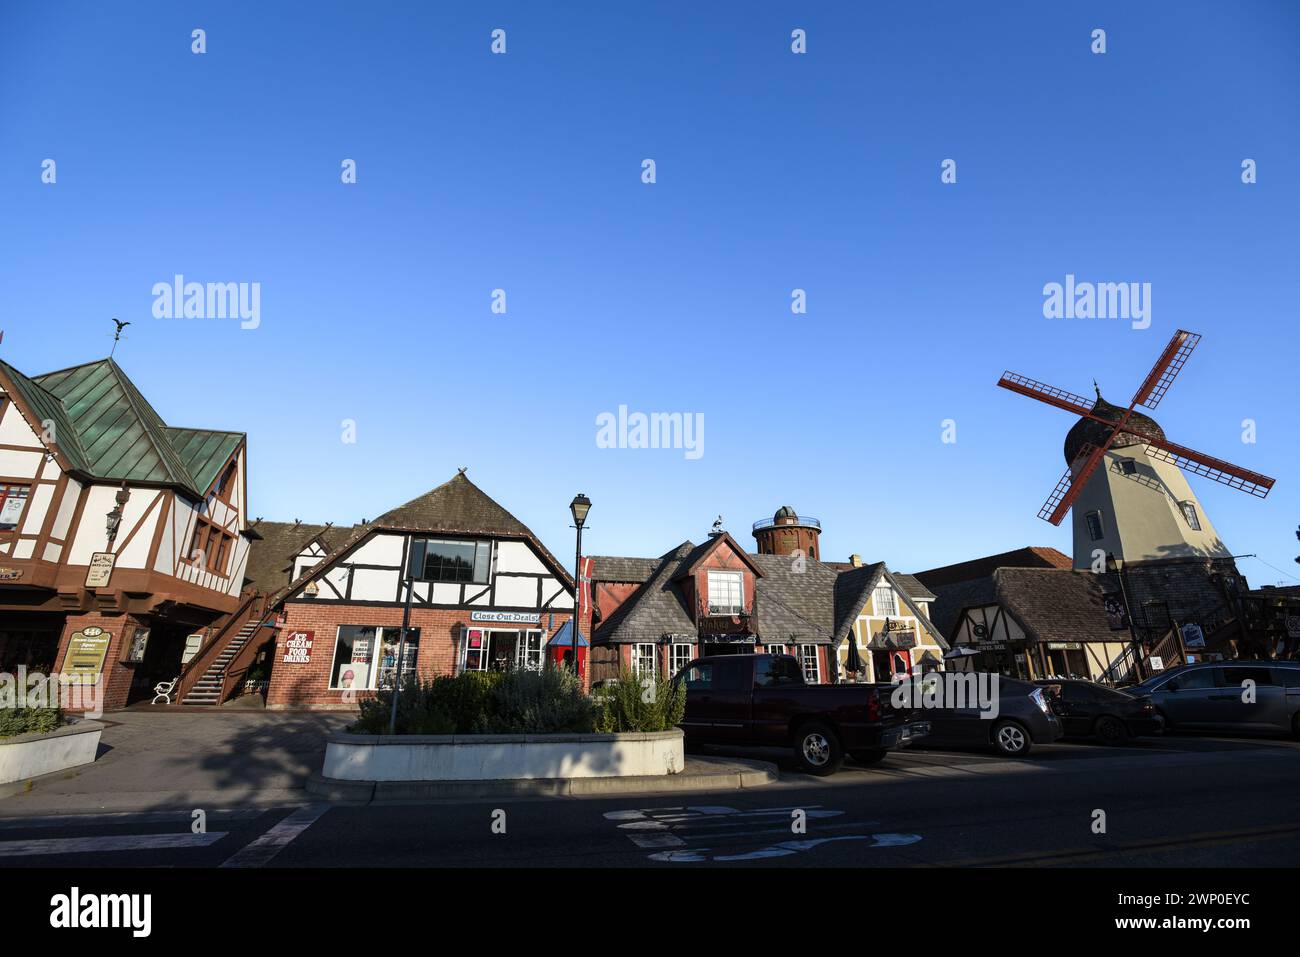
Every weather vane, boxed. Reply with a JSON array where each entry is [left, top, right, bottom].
[[110, 318, 131, 357]]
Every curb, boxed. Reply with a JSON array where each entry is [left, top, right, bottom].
[[305, 759, 779, 804]]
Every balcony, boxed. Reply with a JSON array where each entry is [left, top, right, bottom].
[[752, 515, 821, 532]]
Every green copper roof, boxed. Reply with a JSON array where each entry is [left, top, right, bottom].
[[0, 357, 243, 498]]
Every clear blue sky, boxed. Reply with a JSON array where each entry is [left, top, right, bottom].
[[1, 1, 1296, 584]]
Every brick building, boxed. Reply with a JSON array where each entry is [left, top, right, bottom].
[[263, 471, 580, 709]]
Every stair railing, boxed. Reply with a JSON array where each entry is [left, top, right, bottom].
[[174, 590, 264, 704]]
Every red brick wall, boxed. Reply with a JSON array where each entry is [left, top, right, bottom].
[[53, 611, 145, 713], [267, 602, 579, 709]]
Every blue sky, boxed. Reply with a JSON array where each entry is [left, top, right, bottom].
[[1, 1, 1297, 584]]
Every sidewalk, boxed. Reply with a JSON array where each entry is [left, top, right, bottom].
[[0, 712, 777, 816], [0, 711, 353, 816]]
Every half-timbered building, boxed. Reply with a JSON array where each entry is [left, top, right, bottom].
[[0, 356, 251, 709], [264, 471, 579, 708]]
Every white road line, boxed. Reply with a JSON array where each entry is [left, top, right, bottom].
[[0, 832, 228, 857], [219, 804, 330, 869]]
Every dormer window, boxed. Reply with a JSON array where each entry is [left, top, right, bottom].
[[873, 586, 897, 617], [706, 570, 744, 615]]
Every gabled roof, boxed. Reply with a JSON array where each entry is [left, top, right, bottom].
[[914, 546, 1073, 588], [832, 562, 949, 649], [243, 520, 347, 592], [592, 542, 697, 642], [991, 567, 1124, 645], [0, 356, 245, 498], [272, 472, 573, 604], [671, 532, 765, 581], [589, 555, 661, 583]]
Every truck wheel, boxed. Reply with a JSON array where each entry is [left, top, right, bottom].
[[1094, 715, 1128, 745], [794, 722, 843, 775], [992, 720, 1031, 756], [851, 748, 889, 766]]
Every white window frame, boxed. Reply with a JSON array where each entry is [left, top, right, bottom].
[[800, 644, 820, 684], [632, 643, 657, 678], [706, 570, 744, 615], [1179, 501, 1201, 531], [670, 642, 693, 678], [766, 643, 787, 656], [873, 586, 898, 617], [518, 629, 544, 671]]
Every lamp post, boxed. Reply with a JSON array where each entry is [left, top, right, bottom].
[[1106, 552, 1143, 680], [569, 494, 591, 680]]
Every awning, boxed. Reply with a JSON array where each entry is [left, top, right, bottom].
[[868, 631, 916, 651], [943, 645, 980, 659], [546, 621, 588, 648]]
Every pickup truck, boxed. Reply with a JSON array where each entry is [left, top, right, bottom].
[[673, 653, 930, 775]]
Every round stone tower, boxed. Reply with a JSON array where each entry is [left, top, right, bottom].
[[752, 505, 822, 560]]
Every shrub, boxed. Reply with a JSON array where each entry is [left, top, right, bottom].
[[593, 669, 685, 733], [489, 664, 594, 734], [0, 708, 61, 739]]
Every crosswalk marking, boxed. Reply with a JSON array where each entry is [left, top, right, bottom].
[[1, 832, 228, 857], [0, 808, 267, 830], [219, 804, 330, 869]]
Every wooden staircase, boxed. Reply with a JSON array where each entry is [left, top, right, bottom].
[[180, 620, 260, 706]]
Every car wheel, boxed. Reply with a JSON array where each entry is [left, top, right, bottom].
[[794, 722, 844, 776], [992, 720, 1031, 756], [851, 748, 889, 766], [1094, 715, 1129, 745]]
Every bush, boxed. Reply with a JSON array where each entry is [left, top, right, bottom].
[[351, 665, 595, 735], [0, 708, 61, 739], [593, 669, 685, 733]]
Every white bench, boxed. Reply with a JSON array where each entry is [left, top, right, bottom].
[[151, 677, 179, 705]]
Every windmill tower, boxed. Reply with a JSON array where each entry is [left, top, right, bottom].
[[998, 330, 1275, 648]]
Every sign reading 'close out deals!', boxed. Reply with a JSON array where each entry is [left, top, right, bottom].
[[470, 611, 541, 624], [282, 630, 315, 663]]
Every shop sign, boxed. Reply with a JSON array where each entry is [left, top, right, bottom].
[[282, 629, 315, 664], [1181, 622, 1206, 649], [62, 626, 112, 684], [1046, 642, 1082, 650], [126, 627, 151, 663], [1149, 656, 1165, 671], [85, 552, 116, 589], [0, 567, 23, 581], [181, 633, 205, 665], [470, 611, 541, 624]]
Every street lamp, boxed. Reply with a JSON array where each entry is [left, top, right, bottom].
[[568, 494, 591, 678]]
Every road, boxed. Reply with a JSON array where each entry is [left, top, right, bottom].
[[3, 731, 1298, 868]]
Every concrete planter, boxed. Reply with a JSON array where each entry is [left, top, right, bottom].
[[0, 720, 104, 785], [323, 728, 684, 782]]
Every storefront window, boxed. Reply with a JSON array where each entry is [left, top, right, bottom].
[[670, 643, 692, 678], [460, 628, 543, 673], [632, 643, 657, 678], [520, 630, 544, 671], [330, 625, 419, 690], [800, 644, 820, 684]]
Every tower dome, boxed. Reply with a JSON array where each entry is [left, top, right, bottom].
[[774, 505, 798, 522], [1063, 395, 1165, 465], [753, 505, 822, 558]]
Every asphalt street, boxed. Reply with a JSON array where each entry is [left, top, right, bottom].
[[3, 732, 1298, 868]]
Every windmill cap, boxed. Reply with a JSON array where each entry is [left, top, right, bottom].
[[1064, 395, 1165, 464]]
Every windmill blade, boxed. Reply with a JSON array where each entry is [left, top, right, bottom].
[[1131, 329, 1201, 410], [1141, 435, 1275, 498], [998, 372, 1095, 417], [1038, 441, 1110, 525]]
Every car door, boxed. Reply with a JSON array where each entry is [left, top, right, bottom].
[[1049, 683, 1095, 737], [1152, 667, 1219, 729], [1213, 665, 1286, 731], [678, 661, 715, 737], [920, 672, 985, 744], [707, 657, 754, 744]]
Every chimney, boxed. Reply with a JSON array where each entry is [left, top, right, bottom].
[[849, 554, 863, 567]]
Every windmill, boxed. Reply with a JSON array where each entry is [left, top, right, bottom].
[[998, 329, 1275, 528]]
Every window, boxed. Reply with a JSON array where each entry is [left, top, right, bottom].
[[188, 519, 235, 574], [409, 538, 491, 583], [873, 586, 897, 617], [715, 658, 749, 692], [330, 625, 419, 690], [1085, 511, 1104, 542], [214, 462, 238, 504], [0, 484, 30, 531], [800, 644, 820, 684], [670, 642, 693, 678], [755, 655, 802, 687], [683, 662, 713, 690], [1164, 668, 1215, 692], [1221, 666, 1275, 688], [765, 643, 787, 656], [1119, 459, 1138, 475], [1180, 501, 1201, 531], [632, 643, 657, 678], [706, 570, 744, 615], [519, 630, 544, 671]]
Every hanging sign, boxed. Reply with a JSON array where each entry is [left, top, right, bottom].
[[1181, 622, 1206, 649], [282, 629, 315, 663], [470, 611, 541, 624], [1149, 656, 1165, 671], [62, 626, 112, 684], [0, 567, 23, 581], [85, 552, 116, 589]]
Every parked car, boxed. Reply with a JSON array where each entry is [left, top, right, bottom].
[[1123, 660, 1300, 737], [904, 672, 1063, 756], [673, 653, 931, 775], [1034, 679, 1163, 743]]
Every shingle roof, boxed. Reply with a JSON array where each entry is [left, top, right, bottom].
[[914, 546, 1073, 588], [926, 577, 1000, 641], [892, 573, 937, 602], [592, 542, 697, 642], [992, 567, 1125, 645], [748, 553, 837, 640], [589, 556, 661, 583], [243, 520, 343, 592], [0, 356, 244, 499]]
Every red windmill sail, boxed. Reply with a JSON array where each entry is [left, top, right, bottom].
[[998, 329, 1275, 525]]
